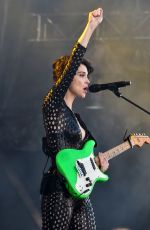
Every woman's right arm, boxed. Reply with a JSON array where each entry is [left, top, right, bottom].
[[44, 8, 103, 107]]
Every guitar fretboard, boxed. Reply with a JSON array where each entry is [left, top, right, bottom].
[[102, 140, 131, 160]]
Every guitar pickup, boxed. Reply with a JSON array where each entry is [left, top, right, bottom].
[[90, 157, 96, 170], [77, 160, 87, 176]]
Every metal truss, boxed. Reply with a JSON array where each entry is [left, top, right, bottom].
[[28, 11, 150, 42]]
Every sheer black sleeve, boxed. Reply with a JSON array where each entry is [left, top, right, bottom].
[[43, 43, 86, 109]]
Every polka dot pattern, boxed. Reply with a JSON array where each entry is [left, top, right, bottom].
[[41, 43, 97, 229], [41, 192, 96, 230], [42, 43, 88, 159]]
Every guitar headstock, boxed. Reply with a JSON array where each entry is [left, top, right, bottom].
[[128, 133, 150, 148]]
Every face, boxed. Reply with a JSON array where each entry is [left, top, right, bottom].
[[68, 64, 90, 98]]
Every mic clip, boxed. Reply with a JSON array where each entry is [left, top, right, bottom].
[[109, 87, 122, 97]]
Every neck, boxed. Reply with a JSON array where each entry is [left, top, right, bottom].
[[64, 90, 76, 110]]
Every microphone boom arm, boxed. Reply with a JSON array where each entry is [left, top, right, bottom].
[[110, 88, 150, 116]]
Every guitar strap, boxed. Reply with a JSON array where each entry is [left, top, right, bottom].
[[75, 113, 97, 147], [42, 136, 52, 174], [41, 137, 63, 179], [42, 155, 50, 175]]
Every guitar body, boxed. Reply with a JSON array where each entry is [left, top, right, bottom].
[[56, 140, 109, 199], [56, 134, 150, 199]]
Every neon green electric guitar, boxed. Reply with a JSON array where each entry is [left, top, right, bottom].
[[56, 134, 150, 199]]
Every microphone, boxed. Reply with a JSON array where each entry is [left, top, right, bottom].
[[89, 81, 131, 93]]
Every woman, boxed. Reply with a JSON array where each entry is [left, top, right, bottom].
[[41, 8, 109, 230]]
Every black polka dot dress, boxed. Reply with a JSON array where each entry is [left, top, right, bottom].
[[41, 43, 97, 230]]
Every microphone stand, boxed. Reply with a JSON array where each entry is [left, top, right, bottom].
[[110, 88, 150, 116]]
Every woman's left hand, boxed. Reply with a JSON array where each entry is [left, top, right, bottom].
[[95, 153, 109, 172]]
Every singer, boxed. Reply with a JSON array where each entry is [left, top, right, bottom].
[[40, 7, 109, 230]]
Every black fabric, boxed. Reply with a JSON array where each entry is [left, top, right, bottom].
[[42, 114, 97, 157], [41, 42, 97, 229], [40, 171, 67, 195], [42, 43, 96, 160], [41, 193, 96, 230]]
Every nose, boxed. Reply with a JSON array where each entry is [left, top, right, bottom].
[[86, 76, 90, 84]]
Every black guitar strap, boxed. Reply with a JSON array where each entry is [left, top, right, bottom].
[[42, 136, 51, 174], [42, 155, 50, 175]]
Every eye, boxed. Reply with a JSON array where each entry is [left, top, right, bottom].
[[79, 74, 85, 77]]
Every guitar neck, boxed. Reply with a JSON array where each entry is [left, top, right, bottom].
[[102, 140, 131, 160]]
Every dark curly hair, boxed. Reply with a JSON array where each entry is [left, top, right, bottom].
[[52, 55, 94, 84]]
